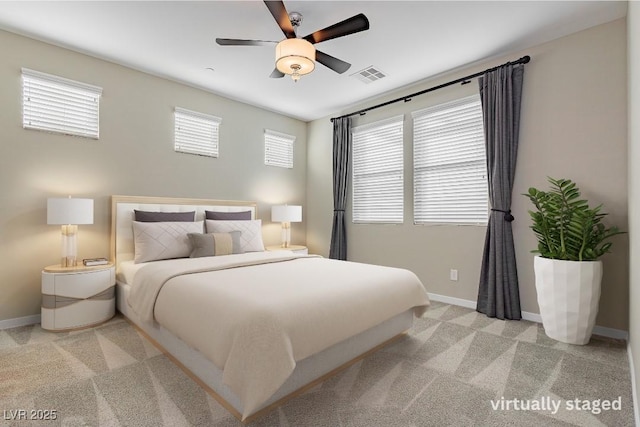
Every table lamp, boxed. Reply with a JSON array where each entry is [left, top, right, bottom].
[[271, 205, 302, 248], [47, 197, 94, 267]]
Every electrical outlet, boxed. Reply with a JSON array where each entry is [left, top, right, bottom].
[[450, 269, 458, 281]]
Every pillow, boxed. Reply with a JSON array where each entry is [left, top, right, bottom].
[[132, 221, 204, 263], [188, 231, 243, 258], [205, 210, 252, 220], [205, 219, 265, 252], [134, 210, 195, 222]]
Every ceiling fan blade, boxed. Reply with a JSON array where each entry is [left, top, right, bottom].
[[316, 50, 351, 74], [216, 38, 277, 47], [303, 13, 369, 44], [264, 1, 296, 39], [270, 68, 285, 78]]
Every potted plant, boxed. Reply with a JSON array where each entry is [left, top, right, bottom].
[[524, 177, 623, 345]]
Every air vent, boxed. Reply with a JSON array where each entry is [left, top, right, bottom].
[[352, 66, 387, 84]]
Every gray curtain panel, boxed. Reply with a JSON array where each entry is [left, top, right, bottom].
[[476, 63, 525, 320], [329, 117, 352, 260]]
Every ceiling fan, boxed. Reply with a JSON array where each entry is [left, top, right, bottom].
[[216, 0, 370, 82]]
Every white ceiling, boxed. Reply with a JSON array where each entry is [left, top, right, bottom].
[[0, 1, 627, 122]]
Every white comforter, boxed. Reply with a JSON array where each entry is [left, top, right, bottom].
[[128, 251, 429, 419]]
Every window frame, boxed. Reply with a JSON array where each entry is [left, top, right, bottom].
[[412, 94, 489, 225], [264, 129, 295, 169], [351, 115, 405, 224], [174, 107, 222, 158], [22, 68, 102, 139]]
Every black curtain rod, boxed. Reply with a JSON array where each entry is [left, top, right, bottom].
[[330, 55, 530, 123]]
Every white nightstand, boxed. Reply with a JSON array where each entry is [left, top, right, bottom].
[[266, 245, 308, 255], [41, 263, 116, 331]]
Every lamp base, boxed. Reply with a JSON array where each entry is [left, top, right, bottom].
[[61, 225, 78, 267], [280, 222, 291, 248], [61, 256, 77, 268]]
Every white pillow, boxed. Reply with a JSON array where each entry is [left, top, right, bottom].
[[132, 221, 204, 263], [205, 219, 265, 252]]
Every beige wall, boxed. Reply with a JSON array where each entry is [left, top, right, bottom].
[[307, 19, 629, 330], [627, 0, 640, 419], [0, 30, 308, 321]]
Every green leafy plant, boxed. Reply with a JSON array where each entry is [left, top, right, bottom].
[[523, 177, 623, 261]]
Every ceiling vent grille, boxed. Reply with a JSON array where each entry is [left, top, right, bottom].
[[352, 66, 387, 84]]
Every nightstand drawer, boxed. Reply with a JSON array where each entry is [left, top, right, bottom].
[[41, 264, 116, 331], [42, 300, 115, 330], [45, 269, 113, 299]]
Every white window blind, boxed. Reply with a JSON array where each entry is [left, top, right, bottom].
[[352, 115, 404, 224], [174, 107, 221, 158], [264, 129, 295, 168], [413, 95, 488, 224], [22, 68, 102, 139]]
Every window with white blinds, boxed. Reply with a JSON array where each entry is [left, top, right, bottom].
[[352, 115, 404, 224], [264, 129, 295, 168], [22, 68, 102, 139], [412, 95, 488, 224], [174, 107, 222, 158]]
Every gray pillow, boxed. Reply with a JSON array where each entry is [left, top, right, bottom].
[[205, 210, 252, 220], [205, 219, 265, 252], [188, 231, 243, 258], [134, 210, 195, 222]]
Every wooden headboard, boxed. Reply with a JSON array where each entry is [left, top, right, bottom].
[[110, 195, 258, 270]]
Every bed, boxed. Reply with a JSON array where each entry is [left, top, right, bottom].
[[111, 195, 430, 422]]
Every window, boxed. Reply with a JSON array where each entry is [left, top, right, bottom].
[[264, 129, 295, 168], [174, 107, 222, 158], [413, 95, 488, 224], [22, 68, 102, 139], [352, 115, 404, 224]]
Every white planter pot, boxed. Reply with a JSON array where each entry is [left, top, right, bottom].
[[534, 256, 603, 345]]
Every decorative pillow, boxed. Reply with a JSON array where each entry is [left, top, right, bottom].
[[134, 210, 195, 222], [132, 221, 204, 263], [188, 231, 243, 258], [205, 210, 252, 220], [205, 219, 265, 252]]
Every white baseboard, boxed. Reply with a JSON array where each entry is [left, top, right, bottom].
[[592, 324, 629, 340], [427, 292, 629, 340], [628, 342, 640, 427], [427, 293, 476, 310], [0, 314, 41, 330]]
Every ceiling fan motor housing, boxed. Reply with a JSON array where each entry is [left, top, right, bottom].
[[289, 11, 303, 28]]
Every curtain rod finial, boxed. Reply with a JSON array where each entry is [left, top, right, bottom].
[[521, 55, 531, 64]]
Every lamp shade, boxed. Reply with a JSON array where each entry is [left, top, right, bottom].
[[47, 198, 94, 225], [275, 39, 315, 76], [271, 205, 302, 223]]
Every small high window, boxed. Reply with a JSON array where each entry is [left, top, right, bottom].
[[22, 68, 102, 139], [174, 107, 222, 158], [264, 129, 295, 169]]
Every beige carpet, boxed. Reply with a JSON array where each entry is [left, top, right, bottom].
[[0, 301, 634, 426]]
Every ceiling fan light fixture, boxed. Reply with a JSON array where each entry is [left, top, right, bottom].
[[276, 38, 315, 81]]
